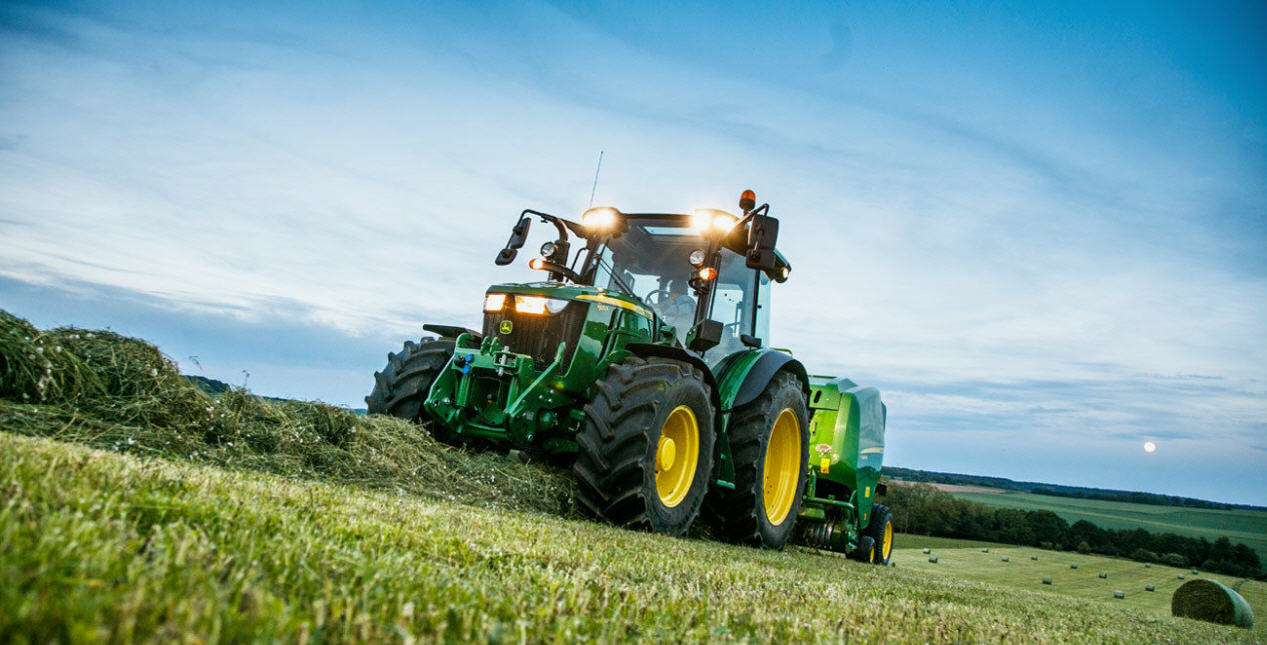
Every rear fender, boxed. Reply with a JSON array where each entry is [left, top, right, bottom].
[[716, 348, 810, 412]]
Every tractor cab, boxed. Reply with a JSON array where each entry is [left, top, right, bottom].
[[492, 192, 790, 366], [589, 216, 774, 360]]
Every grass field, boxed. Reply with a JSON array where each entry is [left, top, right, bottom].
[[954, 490, 1267, 564], [5, 432, 1261, 644], [894, 534, 1264, 639], [2, 311, 1261, 642]]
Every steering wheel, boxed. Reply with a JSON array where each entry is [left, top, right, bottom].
[[645, 289, 673, 306]]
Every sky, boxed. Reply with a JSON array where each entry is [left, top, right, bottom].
[[2, 1, 1265, 504]]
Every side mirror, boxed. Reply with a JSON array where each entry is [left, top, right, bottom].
[[745, 214, 779, 272], [494, 217, 532, 266], [687, 319, 723, 353]]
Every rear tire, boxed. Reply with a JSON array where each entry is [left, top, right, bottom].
[[365, 337, 454, 423], [707, 370, 809, 549], [573, 357, 715, 536], [863, 503, 894, 565]]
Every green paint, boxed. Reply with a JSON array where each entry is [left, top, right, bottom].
[[404, 207, 886, 556]]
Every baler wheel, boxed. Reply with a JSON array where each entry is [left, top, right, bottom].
[[855, 536, 876, 563], [863, 503, 894, 565], [706, 371, 809, 549], [365, 337, 454, 427], [573, 357, 715, 536]]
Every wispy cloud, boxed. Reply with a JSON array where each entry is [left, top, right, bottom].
[[1, 1, 1263, 502]]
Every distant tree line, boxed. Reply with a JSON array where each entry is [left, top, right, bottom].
[[1029, 486, 1241, 511], [885, 483, 1263, 578], [883, 466, 1265, 512]]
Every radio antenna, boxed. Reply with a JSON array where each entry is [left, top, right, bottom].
[[588, 150, 604, 208]]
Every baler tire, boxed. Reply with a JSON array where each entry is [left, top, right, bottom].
[[863, 504, 894, 565], [854, 536, 876, 563], [706, 370, 809, 549], [365, 337, 454, 427], [572, 356, 715, 536]]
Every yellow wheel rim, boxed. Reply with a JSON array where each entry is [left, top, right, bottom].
[[655, 405, 699, 508], [882, 519, 893, 561], [762, 408, 801, 525]]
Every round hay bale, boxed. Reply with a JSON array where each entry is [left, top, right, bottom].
[[1099, 572, 1107, 579], [922, 548, 931, 554], [1031, 555, 1038, 560], [1171, 579, 1253, 629], [1070, 563, 1078, 569], [1114, 591, 1125, 599], [981, 547, 989, 553], [1177, 574, 1185, 580], [1042, 576, 1053, 585], [889, 562, 896, 568], [1144, 563, 1151, 568], [1191, 568, 1198, 574], [928, 555, 939, 563], [1146, 584, 1155, 592], [1002, 556, 1010, 562]]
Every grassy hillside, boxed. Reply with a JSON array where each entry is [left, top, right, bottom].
[[4, 433, 1257, 644], [894, 536, 1264, 639], [0, 310, 574, 519], [954, 490, 1267, 565], [2, 310, 1260, 641]]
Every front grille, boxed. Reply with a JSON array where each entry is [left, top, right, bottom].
[[483, 301, 588, 370]]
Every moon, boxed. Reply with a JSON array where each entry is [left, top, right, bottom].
[[1144, 441, 1157, 453]]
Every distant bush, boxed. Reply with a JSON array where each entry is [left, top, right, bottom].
[[1132, 549, 1159, 563], [1077, 541, 1093, 554], [1162, 553, 1188, 567]]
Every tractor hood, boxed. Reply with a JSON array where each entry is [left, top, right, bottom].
[[485, 281, 656, 321]]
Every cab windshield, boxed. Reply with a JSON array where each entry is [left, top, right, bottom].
[[588, 216, 771, 352]]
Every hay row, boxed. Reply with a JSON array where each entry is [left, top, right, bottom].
[[0, 310, 576, 518]]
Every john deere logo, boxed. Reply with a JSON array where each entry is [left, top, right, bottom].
[[499, 320, 513, 334]]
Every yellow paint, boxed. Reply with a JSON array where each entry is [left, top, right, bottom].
[[881, 518, 893, 561], [655, 406, 699, 508], [575, 294, 652, 319], [762, 408, 801, 525], [819, 456, 830, 474], [865, 486, 871, 497]]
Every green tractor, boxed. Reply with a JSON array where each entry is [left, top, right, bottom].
[[367, 190, 892, 561]]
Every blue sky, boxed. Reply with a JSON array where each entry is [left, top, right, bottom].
[[2, 1, 1264, 504]]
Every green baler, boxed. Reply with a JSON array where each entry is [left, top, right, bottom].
[[367, 191, 891, 561]]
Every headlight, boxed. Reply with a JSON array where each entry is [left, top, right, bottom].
[[690, 208, 737, 234], [688, 248, 706, 267], [540, 241, 557, 257], [581, 206, 620, 230], [514, 295, 569, 315], [484, 293, 507, 312]]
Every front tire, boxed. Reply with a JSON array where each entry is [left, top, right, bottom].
[[708, 370, 809, 549], [365, 337, 454, 422], [573, 357, 715, 536]]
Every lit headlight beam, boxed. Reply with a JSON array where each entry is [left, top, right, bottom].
[[514, 295, 569, 315]]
